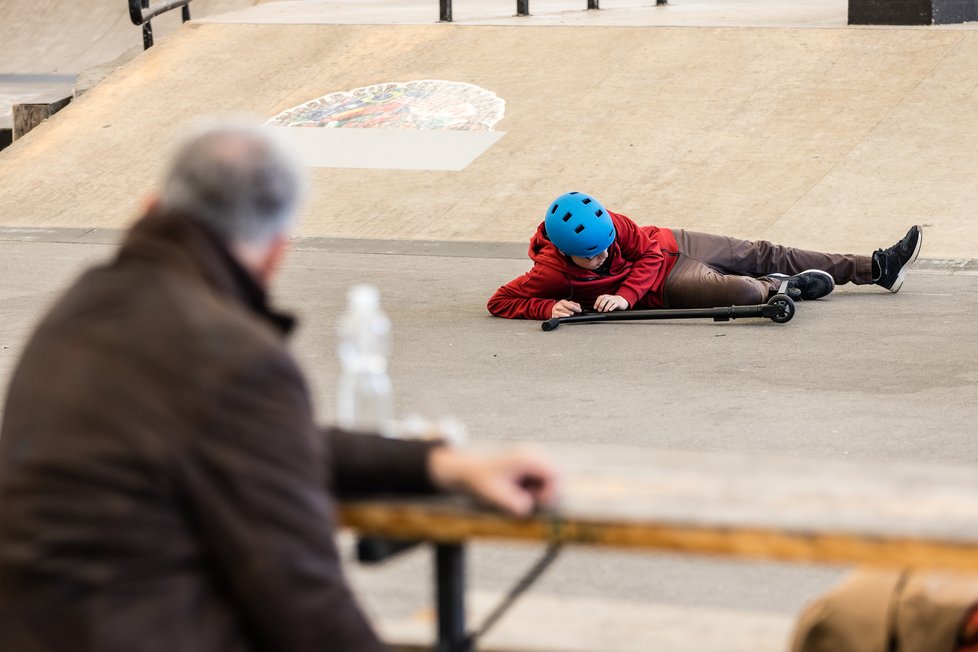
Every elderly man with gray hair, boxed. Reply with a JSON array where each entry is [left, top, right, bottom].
[[0, 121, 558, 652]]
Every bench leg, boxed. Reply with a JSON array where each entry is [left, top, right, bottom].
[[435, 543, 468, 652]]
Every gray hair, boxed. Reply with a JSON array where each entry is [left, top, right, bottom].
[[159, 121, 304, 245]]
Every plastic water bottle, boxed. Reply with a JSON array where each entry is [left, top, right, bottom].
[[336, 284, 394, 436]]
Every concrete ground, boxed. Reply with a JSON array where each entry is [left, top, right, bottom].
[[2, 229, 975, 649]]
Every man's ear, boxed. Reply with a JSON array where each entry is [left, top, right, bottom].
[[254, 234, 290, 286], [143, 194, 161, 215]]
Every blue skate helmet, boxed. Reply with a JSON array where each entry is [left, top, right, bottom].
[[544, 192, 616, 258]]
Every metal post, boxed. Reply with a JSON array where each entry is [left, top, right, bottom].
[[440, 0, 452, 21], [656, 0, 668, 4], [181, 4, 191, 21], [141, 0, 154, 49], [588, 0, 599, 8], [435, 543, 468, 652], [517, 0, 530, 16]]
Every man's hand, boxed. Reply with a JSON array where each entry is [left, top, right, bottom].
[[551, 300, 582, 319], [594, 294, 629, 313], [428, 446, 560, 517]]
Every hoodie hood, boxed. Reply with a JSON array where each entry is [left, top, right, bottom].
[[529, 221, 619, 279]]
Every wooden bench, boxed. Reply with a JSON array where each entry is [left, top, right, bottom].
[[340, 443, 978, 651]]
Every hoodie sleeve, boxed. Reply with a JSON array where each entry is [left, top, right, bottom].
[[611, 212, 665, 308], [487, 265, 570, 320]]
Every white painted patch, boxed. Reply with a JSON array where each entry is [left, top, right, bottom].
[[268, 80, 505, 132], [269, 126, 504, 171], [266, 80, 506, 170]]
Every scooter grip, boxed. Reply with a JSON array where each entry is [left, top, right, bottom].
[[541, 318, 561, 332]]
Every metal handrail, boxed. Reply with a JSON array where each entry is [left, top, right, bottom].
[[128, 0, 193, 49], [439, 0, 666, 22]]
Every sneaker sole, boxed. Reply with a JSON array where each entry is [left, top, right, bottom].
[[799, 269, 835, 300], [888, 226, 923, 294]]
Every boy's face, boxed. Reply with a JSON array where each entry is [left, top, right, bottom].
[[569, 249, 609, 270]]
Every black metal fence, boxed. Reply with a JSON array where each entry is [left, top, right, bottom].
[[129, 0, 669, 43], [439, 0, 666, 22], [128, 0, 193, 49]]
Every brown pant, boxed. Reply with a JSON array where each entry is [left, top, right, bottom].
[[663, 229, 874, 308]]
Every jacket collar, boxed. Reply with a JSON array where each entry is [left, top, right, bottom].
[[117, 211, 296, 336]]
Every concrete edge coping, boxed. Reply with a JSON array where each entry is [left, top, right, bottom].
[[0, 226, 530, 259], [0, 226, 975, 270]]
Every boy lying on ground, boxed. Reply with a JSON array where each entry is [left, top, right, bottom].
[[487, 191, 922, 321]]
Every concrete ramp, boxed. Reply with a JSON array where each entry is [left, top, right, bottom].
[[1, 22, 977, 258], [0, 0, 263, 75], [0, 0, 263, 139]]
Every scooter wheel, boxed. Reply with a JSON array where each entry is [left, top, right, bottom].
[[767, 294, 795, 324]]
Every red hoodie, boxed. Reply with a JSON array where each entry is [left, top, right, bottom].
[[487, 211, 680, 320]]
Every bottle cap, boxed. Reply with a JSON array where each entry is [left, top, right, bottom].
[[348, 284, 380, 309]]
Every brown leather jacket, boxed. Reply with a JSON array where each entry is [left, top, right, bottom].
[[0, 213, 438, 652]]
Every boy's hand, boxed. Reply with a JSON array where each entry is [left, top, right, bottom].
[[594, 294, 629, 312], [551, 300, 582, 318]]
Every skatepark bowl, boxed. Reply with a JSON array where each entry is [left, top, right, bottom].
[[2, 1, 978, 651]]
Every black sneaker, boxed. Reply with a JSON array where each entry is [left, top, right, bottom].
[[766, 273, 796, 299], [781, 269, 835, 301], [873, 225, 922, 293]]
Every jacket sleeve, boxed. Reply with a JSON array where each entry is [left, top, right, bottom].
[[325, 426, 442, 497], [611, 213, 665, 308], [181, 348, 388, 652], [486, 265, 569, 320]]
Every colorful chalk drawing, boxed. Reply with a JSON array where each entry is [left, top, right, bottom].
[[267, 80, 505, 132]]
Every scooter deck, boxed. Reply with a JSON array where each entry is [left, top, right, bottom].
[[541, 295, 795, 331]]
